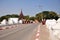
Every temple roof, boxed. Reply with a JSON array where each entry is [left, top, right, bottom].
[[19, 10, 24, 20]]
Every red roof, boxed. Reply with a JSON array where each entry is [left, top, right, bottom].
[[19, 10, 24, 20]]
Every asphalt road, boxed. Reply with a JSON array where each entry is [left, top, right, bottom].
[[0, 23, 39, 40]]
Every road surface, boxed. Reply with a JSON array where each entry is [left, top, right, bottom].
[[0, 23, 51, 40], [0, 23, 40, 40]]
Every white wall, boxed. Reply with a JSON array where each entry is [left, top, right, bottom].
[[46, 19, 56, 29], [52, 23, 60, 39], [8, 18, 18, 24], [57, 18, 60, 23], [18, 20, 23, 24], [1, 19, 7, 25], [46, 19, 60, 40]]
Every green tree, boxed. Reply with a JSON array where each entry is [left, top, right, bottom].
[[35, 11, 59, 22], [29, 16, 35, 21], [24, 15, 30, 20], [49, 11, 59, 20], [0, 14, 19, 22]]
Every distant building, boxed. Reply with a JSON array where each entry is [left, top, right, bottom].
[[18, 10, 24, 20], [0, 10, 33, 25], [18, 10, 25, 24], [18, 10, 32, 24]]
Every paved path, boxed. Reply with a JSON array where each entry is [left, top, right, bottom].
[[39, 24, 50, 40], [0, 23, 39, 40], [31, 23, 50, 40], [0, 23, 54, 40]]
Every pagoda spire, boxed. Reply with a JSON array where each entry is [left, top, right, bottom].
[[19, 10, 24, 20]]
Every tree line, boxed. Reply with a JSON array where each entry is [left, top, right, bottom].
[[0, 11, 59, 22]]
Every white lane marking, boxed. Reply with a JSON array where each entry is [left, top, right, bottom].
[[35, 38, 39, 40], [36, 33, 40, 37], [37, 30, 40, 33], [35, 24, 40, 40]]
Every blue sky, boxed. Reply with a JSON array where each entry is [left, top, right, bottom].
[[0, 0, 60, 16]]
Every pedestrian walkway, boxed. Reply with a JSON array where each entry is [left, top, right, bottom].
[[31, 23, 50, 40], [39, 24, 50, 40]]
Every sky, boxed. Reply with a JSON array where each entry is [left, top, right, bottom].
[[0, 0, 60, 17]]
